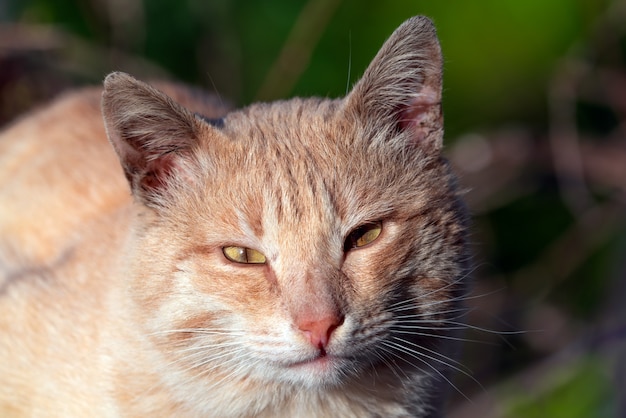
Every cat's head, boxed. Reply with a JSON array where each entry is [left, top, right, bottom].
[[102, 15, 468, 402]]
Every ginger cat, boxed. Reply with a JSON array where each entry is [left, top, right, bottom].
[[0, 16, 469, 417]]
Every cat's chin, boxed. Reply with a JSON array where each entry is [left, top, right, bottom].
[[287, 353, 336, 369], [277, 354, 352, 388]]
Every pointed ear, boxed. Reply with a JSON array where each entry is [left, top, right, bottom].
[[101, 72, 203, 208], [344, 16, 444, 151]]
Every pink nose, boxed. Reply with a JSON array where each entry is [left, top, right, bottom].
[[297, 315, 345, 350]]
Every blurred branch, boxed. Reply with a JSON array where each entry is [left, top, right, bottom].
[[0, 23, 170, 126], [0, 24, 65, 54], [0, 23, 170, 80], [448, 1, 626, 414], [510, 200, 624, 296], [548, 0, 626, 218], [255, 0, 342, 101], [450, 129, 535, 214], [100, 0, 145, 51], [548, 58, 593, 215]]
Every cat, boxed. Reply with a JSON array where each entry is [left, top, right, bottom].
[[0, 16, 469, 418]]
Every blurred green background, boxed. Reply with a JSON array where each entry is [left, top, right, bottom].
[[1, 0, 625, 416]]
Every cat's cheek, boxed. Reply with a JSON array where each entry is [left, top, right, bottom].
[[200, 265, 267, 300]]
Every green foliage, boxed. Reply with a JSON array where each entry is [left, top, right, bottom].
[[503, 357, 617, 418], [4, 0, 609, 134]]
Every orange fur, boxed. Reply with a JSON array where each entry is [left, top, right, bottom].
[[0, 17, 469, 417]]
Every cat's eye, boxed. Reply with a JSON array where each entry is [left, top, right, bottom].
[[344, 221, 383, 251], [222, 246, 267, 264]]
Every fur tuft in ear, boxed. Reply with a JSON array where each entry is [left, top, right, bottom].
[[101, 72, 202, 207], [345, 16, 444, 151]]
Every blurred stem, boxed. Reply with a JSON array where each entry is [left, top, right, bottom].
[[104, 0, 145, 53], [511, 200, 625, 298], [255, 0, 342, 101], [548, 57, 592, 216]]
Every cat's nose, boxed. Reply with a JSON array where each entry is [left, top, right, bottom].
[[297, 314, 345, 350]]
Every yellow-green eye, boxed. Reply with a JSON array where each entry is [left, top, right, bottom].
[[344, 221, 383, 251], [222, 246, 267, 264]]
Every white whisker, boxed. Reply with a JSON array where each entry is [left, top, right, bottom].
[[381, 340, 472, 403], [392, 337, 475, 377], [391, 328, 492, 345], [149, 328, 247, 337], [442, 320, 529, 336]]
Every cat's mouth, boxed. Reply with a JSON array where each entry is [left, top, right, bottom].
[[284, 351, 350, 376], [280, 351, 369, 388], [289, 352, 333, 367], [285, 354, 340, 383]]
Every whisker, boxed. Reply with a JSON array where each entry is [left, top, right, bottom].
[[392, 312, 467, 322], [392, 306, 471, 317], [388, 265, 491, 312], [442, 320, 530, 336], [390, 328, 494, 345], [154, 343, 248, 378], [195, 354, 261, 390], [132, 346, 251, 405], [374, 345, 411, 383], [391, 290, 488, 313], [149, 328, 247, 337], [174, 341, 243, 354], [381, 340, 472, 403], [388, 276, 466, 310], [392, 336, 476, 378], [177, 348, 251, 385]]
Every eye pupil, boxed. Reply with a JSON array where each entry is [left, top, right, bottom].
[[344, 221, 382, 252], [223, 246, 266, 264]]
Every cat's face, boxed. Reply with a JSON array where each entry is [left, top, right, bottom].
[[102, 16, 468, 395]]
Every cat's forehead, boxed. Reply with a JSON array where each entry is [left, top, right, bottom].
[[191, 96, 437, 236], [218, 97, 371, 181], [193, 98, 380, 230], [224, 98, 346, 146]]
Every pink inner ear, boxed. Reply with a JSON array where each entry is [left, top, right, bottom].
[[140, 153, 179, 193], [399, 85, 442, 142]]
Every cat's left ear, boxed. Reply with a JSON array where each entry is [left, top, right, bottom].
[[102, 72, 204, 208], [344, 16, 443, 152]]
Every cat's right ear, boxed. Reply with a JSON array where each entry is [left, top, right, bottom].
[[102, 72, 204, 208], [344, 16, 444, 153]]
